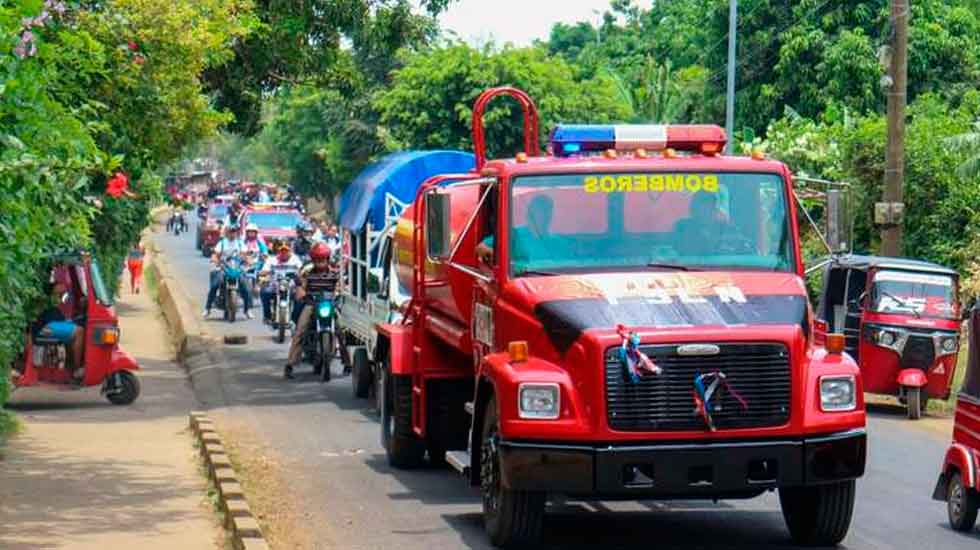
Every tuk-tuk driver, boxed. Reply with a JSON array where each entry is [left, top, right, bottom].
[[32, 280, 85, 378]]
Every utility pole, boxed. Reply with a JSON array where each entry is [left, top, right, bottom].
[[724, 0, 737, 154], [880, 0, 908, 256]]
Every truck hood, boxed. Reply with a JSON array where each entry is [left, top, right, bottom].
[[508, 271, 808, 352]]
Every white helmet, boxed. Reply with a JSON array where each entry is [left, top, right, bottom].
[[245, 223, 259, 233]]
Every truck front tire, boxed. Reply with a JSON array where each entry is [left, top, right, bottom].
[[381, 362, 425, 468], [481, 396, 544, 548], [779, 480, 855, 546]]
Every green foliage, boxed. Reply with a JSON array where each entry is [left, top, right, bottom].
[[761, 93, 980, 276], [203, 0, 448, 135], [0, 0, 248, 410], [376, 43, 632, 160]]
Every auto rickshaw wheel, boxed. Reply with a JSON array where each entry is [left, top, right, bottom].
[[906, 387, 923, 420], [106, 371, 141, 406], [779, 479, 855, 546], [947, 471, 980, 531]]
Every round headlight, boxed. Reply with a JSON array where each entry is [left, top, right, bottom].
[[942, 336, 958, 353], [877, 330, 896, 347]]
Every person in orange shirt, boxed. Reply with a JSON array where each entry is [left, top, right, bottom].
[[127, 242, 145, 294]]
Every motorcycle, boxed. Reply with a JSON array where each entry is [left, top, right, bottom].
[[243, 250, 264, 298], [265, 269, 297, 344], [215, 256, 245, 323], [301, 291, 337, 381]]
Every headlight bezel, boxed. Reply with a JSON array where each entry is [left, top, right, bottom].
[[819, 374, 857, 412], [939, 335, 959, 355], [517, 383, 561, 420]]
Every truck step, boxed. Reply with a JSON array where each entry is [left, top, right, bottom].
[[464, 401, 474, 415], [446, 450, 470, 476]]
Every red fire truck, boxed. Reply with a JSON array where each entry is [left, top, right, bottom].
[[376, 88, 866, 547]]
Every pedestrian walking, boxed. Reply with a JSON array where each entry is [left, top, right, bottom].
[[127, 242, 145, 294]]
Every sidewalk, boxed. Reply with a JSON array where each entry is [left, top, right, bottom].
[[0, 277, 221, 549]]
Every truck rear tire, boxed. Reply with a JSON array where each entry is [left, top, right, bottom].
[[381, 363, 424, 468], [481, 396, 544, 547], [779, 480, 855, 546], [351, 347, 371, 398]]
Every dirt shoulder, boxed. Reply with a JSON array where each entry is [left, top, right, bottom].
[[0, 275, 222, 550]]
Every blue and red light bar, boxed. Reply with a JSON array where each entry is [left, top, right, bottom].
[[550, 124, 727, 157]]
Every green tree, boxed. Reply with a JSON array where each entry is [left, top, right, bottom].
[[203, 0, 451, 135], [375, 43, 631, 159]]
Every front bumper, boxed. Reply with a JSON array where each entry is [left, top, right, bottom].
[[498, 429, 866, 498]]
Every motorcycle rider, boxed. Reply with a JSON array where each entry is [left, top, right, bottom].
[[224, 197, 244, 228], [259, 242, 303, 323], [203, 224, 254, 319], [292, 222, 315, 259], [283, 242, 341, 379]]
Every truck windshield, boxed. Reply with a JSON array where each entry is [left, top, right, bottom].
[[208, 204, 228, 218], [247, 212, 303, 229], [870, 270, 956, 319], [507, 172, 794, 274]]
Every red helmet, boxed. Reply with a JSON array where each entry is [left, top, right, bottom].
[[310, 242, 331, 261]]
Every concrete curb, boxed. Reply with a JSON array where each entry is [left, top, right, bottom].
[[190, 412, 270, 550]]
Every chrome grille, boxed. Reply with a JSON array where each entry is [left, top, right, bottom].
[[605, 343, 792, 431]]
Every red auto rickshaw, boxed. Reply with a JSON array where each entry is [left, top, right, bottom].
[[933, 302, 980, 531], [814, 255, 961, 419], [10, 252, 141, 405]]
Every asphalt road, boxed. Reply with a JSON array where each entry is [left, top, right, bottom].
[[160, 220, 980, 550]]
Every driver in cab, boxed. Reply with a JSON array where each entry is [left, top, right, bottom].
[[673, 191, 732, 256], [30, 280, 85, 379], [476, 195, 561, 271]]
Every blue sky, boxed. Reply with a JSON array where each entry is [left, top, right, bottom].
[[431, 0, 615, 46]]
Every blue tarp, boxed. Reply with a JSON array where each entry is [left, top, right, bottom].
[[338, 151, 476, 232]]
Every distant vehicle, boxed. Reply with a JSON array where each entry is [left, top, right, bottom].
[[240, 204, 305, 248], [198, 203, 229, 256], [814, 254, 962, 419], [933, 303, 980, 532]]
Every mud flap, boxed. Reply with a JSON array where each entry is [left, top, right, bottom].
[[933, 472, 948, 501]]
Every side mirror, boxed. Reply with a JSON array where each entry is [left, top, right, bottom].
[[425, 191, 452, 261], [826, 189, 850, 254]]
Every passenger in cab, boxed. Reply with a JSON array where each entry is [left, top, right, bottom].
[[283, 243, 340, 379], [476, 195, 558, 270]]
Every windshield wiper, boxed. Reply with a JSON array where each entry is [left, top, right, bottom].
[[515, 269, 560, 277], [646, 262, 696, 271], [879, 289, 922, 318]]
